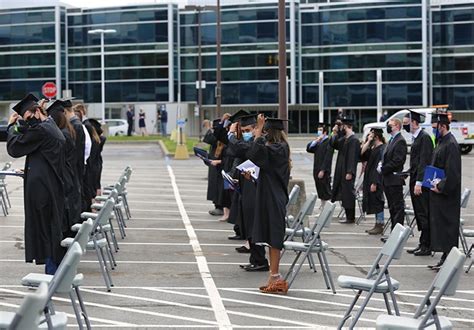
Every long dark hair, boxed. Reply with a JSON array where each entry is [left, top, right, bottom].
[[52, 111, 76, 140], [265, 128, 292, 168]]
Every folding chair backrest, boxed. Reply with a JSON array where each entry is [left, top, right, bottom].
[[354, 174, 364, 192], [460, 188, 471, 209], [286, 185, 300, 210], [92, 198, 115, 230], [298, 193, 317, 222], [48, 242, 82, 296], [380, 224, 410, 260], [434, 247, 466, 296], [9, 282, 49, 330], [313, 201, 336, 235], [74, 219, 94, 253]]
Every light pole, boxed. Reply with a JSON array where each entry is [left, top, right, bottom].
[[88, 29, 116, 122], [185, 4, 218, 137], [278, 0, 288, 132]]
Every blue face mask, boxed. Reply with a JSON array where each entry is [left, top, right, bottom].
[[242, 132, 253, 142], [432, 127, 440, 139], [316, 131, 322, 137]]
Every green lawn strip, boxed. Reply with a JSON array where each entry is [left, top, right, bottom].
[[107, 135, 205, 154]]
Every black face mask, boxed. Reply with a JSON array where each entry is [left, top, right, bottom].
[[386, 123, 393, 134], [340, 128, 347, 136], [403, 124, 411, 133]]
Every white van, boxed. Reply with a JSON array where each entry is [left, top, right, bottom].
[[362, 108, 474, 154]]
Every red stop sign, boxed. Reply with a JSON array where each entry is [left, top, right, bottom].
[[42, 82, 57, 99]]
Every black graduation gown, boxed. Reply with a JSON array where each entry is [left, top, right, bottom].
[[429, 132, 461, 253], [247, 137, 290, 250], [69, 117, 85, 185], [203, 129, 218, 204], [7, 118, 65, 264], [83, 123, 100, 211], [330, 134, 360, 209], [306, 136, 333, 200], [361, 144, 385, 215], [95, 135, 106, 191], [228, 135, 256, 240], [61, 128, 82, 228]]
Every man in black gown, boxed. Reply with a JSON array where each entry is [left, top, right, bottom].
[[403, 111, 434, 256], [330, 117, 360, 224], [306, 123, 333, 209], [428, 112, 461, 271], [7, 94, 65, 275], [381, 118, 407, 231]]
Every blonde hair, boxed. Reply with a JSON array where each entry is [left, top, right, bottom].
[[390, 118, 402, 129]]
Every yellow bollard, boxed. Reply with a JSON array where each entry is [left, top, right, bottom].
[[174, 128, 189, 160]]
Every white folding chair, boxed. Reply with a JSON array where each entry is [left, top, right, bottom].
[[22, 219, 94, 330], [376, 247, 466, 329], [283, 201, 337, 293], [64, 199, 116, 291], [0, 282, 53, 330], [338, 224, 411, 329]]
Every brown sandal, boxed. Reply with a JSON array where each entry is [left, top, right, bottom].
[[260, 279, 288, 295]]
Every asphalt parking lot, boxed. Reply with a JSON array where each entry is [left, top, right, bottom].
[[0, 140, 473, 329]]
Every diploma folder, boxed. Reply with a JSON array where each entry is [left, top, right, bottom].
[[193, 147, 211, 165], [422, 165, 445, 189], [221, 170, 239, 192], [236, 160, 260, 181]]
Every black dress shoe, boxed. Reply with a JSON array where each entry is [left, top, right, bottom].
[[339, 219, 355, 224], [239, 263, 251, 269], [407, 246, 421, 254], [228, 235, 243, 240], [244, 264, 270, 272], [209, 208, 224, 216], [428, 259, 444, 270], [235, 246, 251, 253], [414, 247, 432, 256], [380, 236, 388, 243]]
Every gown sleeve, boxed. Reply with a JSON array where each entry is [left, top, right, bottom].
[[7, 125, 44, 158], [437, 139, 461, 195]]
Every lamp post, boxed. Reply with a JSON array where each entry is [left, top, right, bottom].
[[185, 4, 219, 138], [278, 0, 288, 133], [88, 29, 116, 122]]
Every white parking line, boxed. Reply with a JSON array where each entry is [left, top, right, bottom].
[[167, 164, 232, 329]]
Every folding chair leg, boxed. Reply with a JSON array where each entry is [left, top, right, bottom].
[[69, 291, 84, 330], [108, 219, 119, 252], [74, 285, 91, 330], [386, 275, 400, 316], [321, 250, 336, 294], [466, 258, 473, 274], [383, 219, 391, 235], [103, 232, 117, 268], [307, 254, 317, 272], [99, 246, 114, 288], [117, 207, 127, 229], [408, 216, 417, 237], [316, 252, 331, 290], [94, 241, 112, 291], [287, 250, 311, 289], [5, 189, 11, 208], [122, 195, 131, 219], [338, 290, 362, 330], [382, 293, 393, 315], [1, 193, 8, 213]]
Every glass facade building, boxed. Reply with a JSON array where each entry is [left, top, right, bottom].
[[0, 0, 473, 133], [432, 0, 474, 117]]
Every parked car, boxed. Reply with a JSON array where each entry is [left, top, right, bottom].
[[0, 119, 8, 142], [105, 119, 128, 136], [363, 108, 474, 154]]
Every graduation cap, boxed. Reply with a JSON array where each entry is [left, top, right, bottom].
[[46, 100, 65, 116], [12, 93, 39, 117], [432, 112, 451, 125], [341, 117, 354, 125], [404, 110, 424, 123], [60, 97, 76, 108], [264, 118, 288, 131], [88, 118, 103, 135], [229, 109, 250, 123], [239, 114, 257, 127]]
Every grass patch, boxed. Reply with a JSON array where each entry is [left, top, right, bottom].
[[107, 134, 204, 154]]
